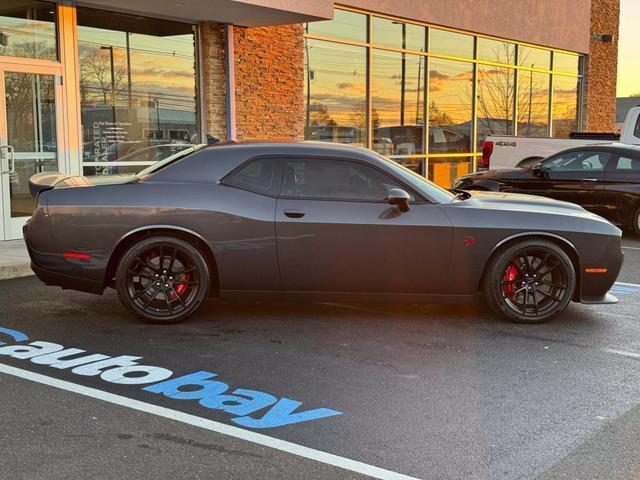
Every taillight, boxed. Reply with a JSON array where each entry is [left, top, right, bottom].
[[482, 141, 494, 168]]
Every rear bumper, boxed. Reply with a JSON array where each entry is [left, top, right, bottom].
[[31, 262, 104, 294]]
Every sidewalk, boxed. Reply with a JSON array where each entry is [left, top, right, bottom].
[[0, 240, 32, 280]]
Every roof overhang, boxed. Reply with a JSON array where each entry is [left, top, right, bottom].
[[75, 0, 335, 26]]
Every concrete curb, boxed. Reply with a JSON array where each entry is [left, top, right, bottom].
[[0, 263, 34, 281]]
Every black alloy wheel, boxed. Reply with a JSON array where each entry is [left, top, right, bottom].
[[483, 239, 576, 323], [632, 205, 640, 237], [115, 236, 210, 323]]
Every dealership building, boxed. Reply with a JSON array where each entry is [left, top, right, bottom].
[[0, 0, 620, 240]]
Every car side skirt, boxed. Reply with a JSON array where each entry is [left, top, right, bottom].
[[219, 290, 479, 304]]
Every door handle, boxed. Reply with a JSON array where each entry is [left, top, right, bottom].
[[0, 145, 15, 174], [284, 209, 305, 219], [581, 178, 599, 183]]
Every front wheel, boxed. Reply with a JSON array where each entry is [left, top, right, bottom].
[[115, 236, 210, 324], [631, 205, 640, 237], [483, 239, 576, 323]]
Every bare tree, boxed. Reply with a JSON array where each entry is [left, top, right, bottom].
[[79, 47, 127, 106]]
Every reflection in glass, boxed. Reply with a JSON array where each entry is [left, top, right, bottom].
[[77, 7, 197, 170], [429, 28, 473, 59], [5, 73, 57, 217], [0, 0, 57, 60], [389, 157, 425, 175], [306, 9, 367, 43], [372, 17, 425, 51], [305, 39, 367, 146], [553, 53, 580, 75], [428, 59, 473, 154], [518, 45, 551, 70], [476, 37, 515, 65], [552, 75, 579, 137], [518, 71, 549, 136], [371, 50, 425, 156], [428, 156, 474, 188], [477, 65, 515, 147]]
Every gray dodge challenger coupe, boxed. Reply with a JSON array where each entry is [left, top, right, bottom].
[[24, 142, 623, 324]]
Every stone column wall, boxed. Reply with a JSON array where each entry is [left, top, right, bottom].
[[584, 0, 620, 132]]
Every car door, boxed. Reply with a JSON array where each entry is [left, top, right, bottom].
[[275, 156, 453, 295], [602, 153, 640, 226], [511, 150, 611, 217]]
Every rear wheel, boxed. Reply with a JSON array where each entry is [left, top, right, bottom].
[[483, 239, 575, 323], [115, 236, 210, 324]]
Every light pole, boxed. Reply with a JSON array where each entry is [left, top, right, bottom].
[[100, 45, 116, 123], [125, 33, 133, 126], [392, 22, 407, 125]]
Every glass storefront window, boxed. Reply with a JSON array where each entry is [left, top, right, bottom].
[[477, 37, 515, 65], [553, 52, 580, 75], [0, 0, 57, 60], [518, 71, 550, 136], [77, 7, 197, 174], [428, 58, 473, 154], [477, 65, 515, 148], [372, 17, 425, 52], [429, 28, 473, 59], [428, 156, 474, 188], [306, 9, 367, 43], [304, 39, 367, 146], [518, 45, 551, 70], [371, 49, 425, 156], [552, 75, 579, 137]]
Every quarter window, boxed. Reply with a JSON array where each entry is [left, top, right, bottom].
[[280, 158, 414, 202], [224, 158, 278, 195], [544, 151, 611, 172]]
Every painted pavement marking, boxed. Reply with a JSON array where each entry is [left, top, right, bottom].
[[0, 363, 420, 480]]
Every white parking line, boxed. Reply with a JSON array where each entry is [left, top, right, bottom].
[[622, 246, 640, 251], [613, 282, 640, 288], [604, 348, 640, 360], [0, 363, 418, 480]]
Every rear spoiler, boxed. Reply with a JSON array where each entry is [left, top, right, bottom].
[[28, 172, 69, 198]]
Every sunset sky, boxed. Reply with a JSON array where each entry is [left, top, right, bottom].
[[617, 0, 640, 97]]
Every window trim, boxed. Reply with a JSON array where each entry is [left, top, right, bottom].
[[275, 155, 428, 204]]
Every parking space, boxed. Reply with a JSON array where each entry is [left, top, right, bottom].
[[2, 236, 640, 480]]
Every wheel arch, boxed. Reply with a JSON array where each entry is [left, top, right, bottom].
[[479, 232, 582, 300], [105, 225, 219, 295]]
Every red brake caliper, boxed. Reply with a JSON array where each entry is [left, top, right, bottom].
[[502, 264, 518, 298], [175, 273, 190, 297]]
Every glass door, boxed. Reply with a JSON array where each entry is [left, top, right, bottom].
[[0, 66, 63, 240]]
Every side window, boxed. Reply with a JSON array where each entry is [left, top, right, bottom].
[[280, 158, 415, 201], [635, 116, 640, 139], [223, 158, 278, 195], [543, 151, 610, 172], [614, 156, 640, 171]]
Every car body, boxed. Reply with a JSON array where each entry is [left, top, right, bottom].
[[24, 142, 623, 324], [454, 144, 640, 234]]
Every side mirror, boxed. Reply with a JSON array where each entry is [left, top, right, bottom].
[[532, 162, 543, 177], [387, 188, 410, 212]]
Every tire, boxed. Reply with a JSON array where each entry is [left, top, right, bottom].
[[482, 239, 576, 323], [631, 205, 640, 237], [115, 236, 210, 324]]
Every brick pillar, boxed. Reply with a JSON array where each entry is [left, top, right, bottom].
[[584, 0, 620, 132], [233, 24, 305, 141], [200, 21, 227, 140]]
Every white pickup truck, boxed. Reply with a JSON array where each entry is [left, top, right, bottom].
[[482, 106, 640, 170]]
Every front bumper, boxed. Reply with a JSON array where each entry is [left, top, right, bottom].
[[577, 235, 623, 304]]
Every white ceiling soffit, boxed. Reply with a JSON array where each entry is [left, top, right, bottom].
[[75, 0, 335, 26]]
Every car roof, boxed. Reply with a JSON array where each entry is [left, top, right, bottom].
[[205, 140, 375, 157], [555, 143, 640, 156]]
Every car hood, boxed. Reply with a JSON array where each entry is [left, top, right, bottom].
[[461, 190, 593, 216]]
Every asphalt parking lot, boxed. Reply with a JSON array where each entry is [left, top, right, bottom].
[[2, 237, 640, 480]]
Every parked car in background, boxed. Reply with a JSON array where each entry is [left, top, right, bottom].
[[482, 106, 640, 170], [25, 142, 622, 325], [454, 144, 640, 235]]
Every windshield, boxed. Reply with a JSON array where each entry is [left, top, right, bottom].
[[135, 144, 207, 177], [374, 153, 457, 203]]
